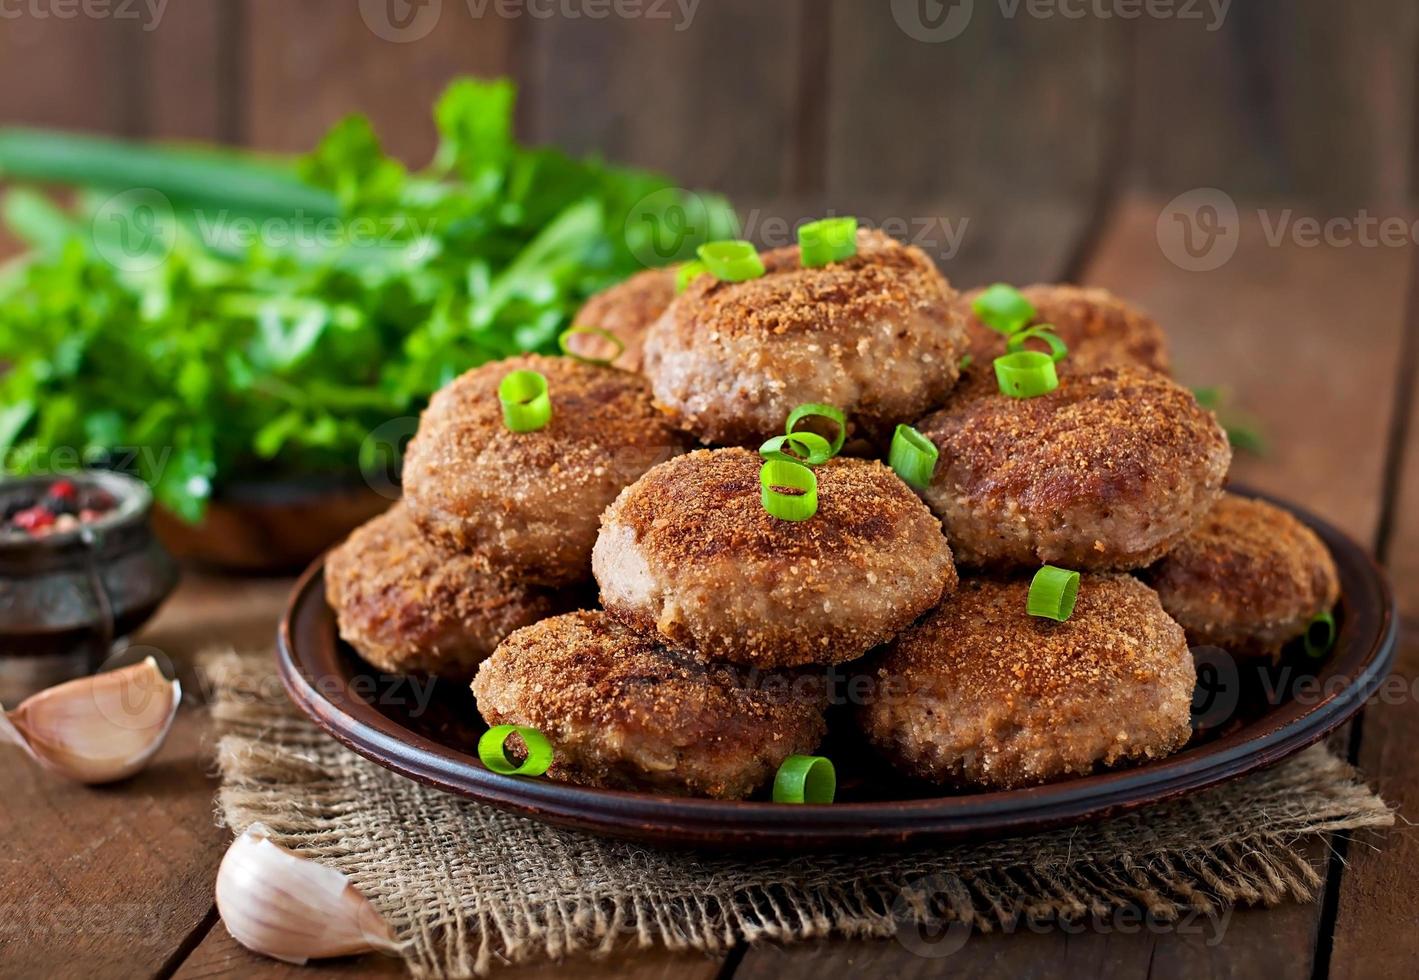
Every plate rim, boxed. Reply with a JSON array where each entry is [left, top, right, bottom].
[[276, 485, 1397, 849]]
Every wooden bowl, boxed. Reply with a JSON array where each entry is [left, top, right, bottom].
[[154, 478, 391, 574], [276, 486, 1396, 851]]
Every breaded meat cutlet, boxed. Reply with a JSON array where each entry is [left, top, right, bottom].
[[1142, 492, 1340, 659], [594, 448, 957, 668], [326, 504, 568, 679], [960, 283, 1172, 377], [641, 229, 968, 446], [858, 575, 1195, 789], [915, 366, 1230, 570], [567, 266, 677, 371], [402, 354, 691, 585], [472, 611, 828, 799]]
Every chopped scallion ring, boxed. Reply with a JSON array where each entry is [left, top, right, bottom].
[[1304, 610, 1337, 659], [676, 259, 709, 293], [760, 459, 818, 521], [1027, 565, 1080, 621], [1006, 324, 1069, 363], [760, 432, 833, 467], [773, 754, 836, 804], [959, 354, 974, 370], [498, 370, 552, 432], [798, 217, 858, 267], [786, 403, 847, 457], [478, 724, 553, 776], [972, 283, 1036, 335], [697, 240, 765, 282], [558, 325, 626, 366], [994, 351, 1059, 398], [889, 424, 939, 490]]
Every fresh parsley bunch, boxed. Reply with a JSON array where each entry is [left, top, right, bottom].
[[0, 78, 735, 520]]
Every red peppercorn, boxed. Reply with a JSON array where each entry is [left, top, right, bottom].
[[13, 506, 55, 532]]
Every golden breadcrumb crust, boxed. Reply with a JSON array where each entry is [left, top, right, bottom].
[[642, 229, 967, 445], [859, 575, 1194, 789], [916, 366, 1230, 570], [325, 503, 567, 679], [1143, 492, 1340, 659], [402, 354, 690, 584], [568, 266, 677, 371], [472, 611, 827, 798], [594, 448, 957, 667]]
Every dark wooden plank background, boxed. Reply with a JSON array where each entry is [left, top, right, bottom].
[[2, 2, 1414, 208], [4, 4, 1419, 979]]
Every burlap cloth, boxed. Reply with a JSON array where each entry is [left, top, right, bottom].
[[201, 649, 1393, 977]]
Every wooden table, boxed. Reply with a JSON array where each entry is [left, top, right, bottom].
[[4, 192, 1418, 979]]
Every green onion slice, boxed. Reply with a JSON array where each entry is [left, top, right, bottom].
[[1304, 610, 1337, 658], [798, 216, 858, 268], [773, 754, 836, 804], [959, 354, 974, 370], [889, 424, 938, 490], [786, 403, 847, 457], [972, 283, 1036, 335], [498, 370, 553, 432], [760, 459, 818, 522], [676, 259, 709, 293], [478, 724, 554, 776], [697, 240, 765, 282], [1028, 565, 1081, 621], [558, 325, 625, 366], [1005, 325, 1069, 363], [760, 432, 833, 467], [994, 351, 1059, 398]]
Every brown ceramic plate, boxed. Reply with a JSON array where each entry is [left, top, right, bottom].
[[277, 486, 1395, 851]]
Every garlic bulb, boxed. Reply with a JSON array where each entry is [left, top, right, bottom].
[[0, 656, 181, 784], [216, 824, 403, 965]]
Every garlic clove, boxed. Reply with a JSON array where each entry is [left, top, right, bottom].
[[0, 656, 181, 784], [216, 824, 403, 966]]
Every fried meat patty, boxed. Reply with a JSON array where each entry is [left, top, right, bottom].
[[402, 354, 690, 584], [593, 448, 957, 667], [642, 229, 968, 445], [326, 504, 566, 678], [915, 367, 1230, 570], [1142, 492, 1340, 659], [567, 266, 677, 371], [960, 283, 1171, 377], [471, 611, 827, 798], [858, 575, 1194, 789]]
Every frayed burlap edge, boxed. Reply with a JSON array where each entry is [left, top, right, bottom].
[[200, 649, 1393, 978]]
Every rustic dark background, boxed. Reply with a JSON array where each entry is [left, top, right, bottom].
[[2, 1, 1413, 208], [6, 5, 1419, 979]]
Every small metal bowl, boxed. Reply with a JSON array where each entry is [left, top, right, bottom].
[[0, 471, 178, 704]]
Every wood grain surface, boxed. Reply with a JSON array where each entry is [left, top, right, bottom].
[[3, 4, 1419, 977]]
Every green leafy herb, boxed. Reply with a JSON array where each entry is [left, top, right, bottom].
[[0, 78, 736, 520]]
